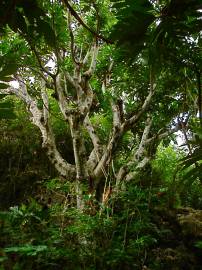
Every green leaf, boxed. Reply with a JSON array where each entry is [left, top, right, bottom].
[[0, 83, 9, 89], [0, 63, 18, 77], [0, 76, 13, 82], [0, 98, 16, 119], [0, 109, 16, 119], [195, 241, 202, 249], [0, 100, 13, 109], [4, 245, 48, 256], [15, 10, 28, 34], [38, 21, 56, 47], [0, 94, 9, 99]]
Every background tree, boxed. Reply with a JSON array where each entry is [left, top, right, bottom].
[[0, 0, 201, 208]]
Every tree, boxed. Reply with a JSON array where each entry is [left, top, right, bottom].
[[0, 0, 200, 208]]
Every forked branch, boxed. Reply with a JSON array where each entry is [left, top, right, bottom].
[[5, 78, 76, 178], [62, 0, 112, 44]]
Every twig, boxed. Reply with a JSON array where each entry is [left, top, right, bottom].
[[62, 0, 113, 44]]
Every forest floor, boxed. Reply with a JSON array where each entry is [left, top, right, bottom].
[[149, 207, 202, 270]]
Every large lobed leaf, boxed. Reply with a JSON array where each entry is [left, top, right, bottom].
[[0, 0, 56, 47], [110, 0, 202, 61], [110, 0, 155, 58]]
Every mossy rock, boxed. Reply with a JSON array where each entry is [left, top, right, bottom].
[[176, 208, 202, 238]]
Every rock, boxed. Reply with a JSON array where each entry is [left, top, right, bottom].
[[176, 208, 202, 238], [151, 246, 197, 270]]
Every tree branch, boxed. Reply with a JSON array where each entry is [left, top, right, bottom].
[[84, 115, 104, 171], [6, 79, 76, 178], [116, 117, 184, 183], [125, 157, 151, 182], [84, 115, 102, 151], [62, 0, 113, 44], [135, 116, 152, 161], [69, 115, 88, 180], [116, 117, 152, 182], [124, 73, 155, 130], [94, 100, 124, 178], [146, 123, 182, 145], [68, 12, 80, 66], [29, 44, 56, 79], [84, 42, 99, 78]]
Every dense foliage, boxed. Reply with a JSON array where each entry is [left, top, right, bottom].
[[0, 0, 202, 269]]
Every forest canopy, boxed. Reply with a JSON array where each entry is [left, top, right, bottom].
[[0, 0, 202, 269]]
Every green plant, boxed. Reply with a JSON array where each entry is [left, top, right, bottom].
[[0, 94, 15, 120], [195, 241, 202, 249], [0, 182, 159, 269]]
